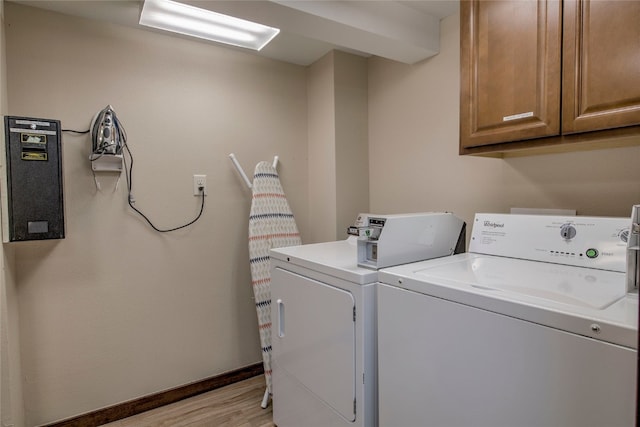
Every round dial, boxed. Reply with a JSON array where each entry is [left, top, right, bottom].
[[619, 229, 630, 243], [560, 224, 576, 240]]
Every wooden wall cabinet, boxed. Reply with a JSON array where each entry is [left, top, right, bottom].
[[460, 0, 640, 156]]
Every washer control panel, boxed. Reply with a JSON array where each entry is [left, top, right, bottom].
[[470, 213, 629, 272]]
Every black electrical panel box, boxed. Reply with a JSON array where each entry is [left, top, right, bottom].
[[4, 116, 65, 242]]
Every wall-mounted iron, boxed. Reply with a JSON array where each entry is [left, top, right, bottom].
[[89, 105, 124, 172]]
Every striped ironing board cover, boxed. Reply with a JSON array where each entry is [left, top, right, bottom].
[[248, 161, 301, 395]]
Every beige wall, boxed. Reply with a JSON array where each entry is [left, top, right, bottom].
[[307, 53, 337, 243], [334, 51, 369, 240], [368, 12, 505, 227], [5, 3, 308, 425], [307, 51, 369, 243], [368, 12, 640, 229], [502, 148, 640, 217], [3, 3, 639, 426], [1, 0, 25, 425]]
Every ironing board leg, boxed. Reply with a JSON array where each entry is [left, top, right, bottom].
[[261, 388, 271, 409]]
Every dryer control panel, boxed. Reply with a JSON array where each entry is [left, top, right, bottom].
[[626, 205, 639, 292], [355, 212, 466, 270], [470, 214, 629, 273]]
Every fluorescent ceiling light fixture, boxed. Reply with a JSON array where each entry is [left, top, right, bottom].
[[139, 0, 280, 51]]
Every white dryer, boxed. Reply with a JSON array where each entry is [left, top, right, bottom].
[[377, 213, 638, 427], [269, 212, 466, 427], [270, 237, 378, 427]]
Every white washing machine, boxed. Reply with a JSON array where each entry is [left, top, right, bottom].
[[377, 213, 638, 427], [270, 237, 378, 427], [269, 212, 466, 427]]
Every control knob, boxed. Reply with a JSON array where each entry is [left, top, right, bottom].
[[560, 224, 576, 240]]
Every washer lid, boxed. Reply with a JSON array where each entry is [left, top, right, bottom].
[[416, 255, 626, 310], [378, 253, 638, 349]]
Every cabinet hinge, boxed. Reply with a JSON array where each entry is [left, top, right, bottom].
[[354, 398, 357, 415], [353, 306, 356, 322]]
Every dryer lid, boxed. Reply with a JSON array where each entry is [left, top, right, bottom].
[[270, 238, 378, 284]]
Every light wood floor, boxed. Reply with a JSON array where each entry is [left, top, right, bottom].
[[102, 375, 275, 427]]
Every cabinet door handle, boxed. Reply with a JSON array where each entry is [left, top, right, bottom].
[[277, 299, 285, 338]]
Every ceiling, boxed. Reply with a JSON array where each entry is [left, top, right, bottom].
[[9, 0, 459, 65]]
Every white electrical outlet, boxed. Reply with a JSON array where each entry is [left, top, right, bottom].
[[193, 174, 207, 196]]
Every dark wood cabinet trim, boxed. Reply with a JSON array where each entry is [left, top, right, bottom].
[[460, 124, 640, 157]]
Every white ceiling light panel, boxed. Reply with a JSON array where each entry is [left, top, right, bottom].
[[139, 0, 280, 51]]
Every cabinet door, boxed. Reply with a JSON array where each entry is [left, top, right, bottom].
[[460, 0, 562, 149], [562, 0, 640, 134]]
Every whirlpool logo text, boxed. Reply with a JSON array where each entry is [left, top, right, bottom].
[[484, 221, 505, 228]]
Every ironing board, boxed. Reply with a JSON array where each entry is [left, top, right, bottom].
[[248, 161, 301, 407]]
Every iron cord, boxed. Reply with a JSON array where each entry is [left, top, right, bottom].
[[62, 128, 90, 134], [90, 105, 206, 232], [120, 131, 205, 232]]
